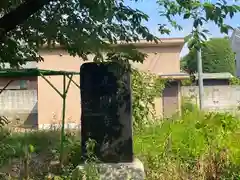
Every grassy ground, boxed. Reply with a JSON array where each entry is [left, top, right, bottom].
[[134, 109, 240, 179], [1, 108, 240, 179]]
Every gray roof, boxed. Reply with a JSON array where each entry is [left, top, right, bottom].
[[158, 72, 189, 77], [158, 72, 189, 80], [194, 72, 233, 80]]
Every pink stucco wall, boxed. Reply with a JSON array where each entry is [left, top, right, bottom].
[[36, 38, 184, 128]]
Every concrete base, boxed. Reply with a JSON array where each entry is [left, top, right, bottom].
[[73, 158, 145, 180]]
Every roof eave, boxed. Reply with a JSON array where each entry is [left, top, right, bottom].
[[115, 38, 185, 48], [39, 38, 185, 50], [158, 73, 190, 80]]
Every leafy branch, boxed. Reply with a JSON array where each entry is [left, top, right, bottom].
[[158, 0, 240, 50], [132, 70, 166, 128], [0, 0, 159, 67]]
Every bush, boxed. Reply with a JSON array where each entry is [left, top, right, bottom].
[[1, 109, 240, 179], [134, 108, 240, 180], [132, 70, 165, 128], [181, 97, 199, 115], [0, 129, 81, 179]]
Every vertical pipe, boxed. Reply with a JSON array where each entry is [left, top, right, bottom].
[[236, 53, 240, 77], [197, 39, 204, 109], [60, 75, 66, 166]]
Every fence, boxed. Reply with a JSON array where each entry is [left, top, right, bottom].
[[0, 90, 38, 126], [181, 85, 240, 112]]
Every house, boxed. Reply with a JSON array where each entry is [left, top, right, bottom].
[[194, 72, 233, 86], [0, 38, 185, 129], [158, 72, 189, 117], [181, 72, 237, 111]]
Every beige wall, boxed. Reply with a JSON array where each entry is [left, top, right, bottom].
[[154, 97, 163, 119], [131, 46, 181, 74], [37, 41, 183, 127], [37, 50, 82, 128]]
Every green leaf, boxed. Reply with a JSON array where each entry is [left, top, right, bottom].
[[193, 19, 199, 28], [202, 29, 210, 34], [28, 144, 35, 153], [183, 12, 191, 19], [187, 39, 196, 50], [220, 25, 229, 34], [184, 34, 192, 43], [200, 32, 207, 41], [203, 2, 214, 8], [230, 11, 234, 18]]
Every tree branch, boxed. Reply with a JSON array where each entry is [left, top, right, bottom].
[[0, 0, 53, 38]]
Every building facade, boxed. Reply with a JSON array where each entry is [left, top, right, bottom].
[[0, 38, 185, 129]]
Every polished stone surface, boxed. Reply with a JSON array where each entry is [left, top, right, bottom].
[[80, 62, 133, 163]]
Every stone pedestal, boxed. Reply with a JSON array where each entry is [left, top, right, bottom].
[[73, 158, 145, 180]]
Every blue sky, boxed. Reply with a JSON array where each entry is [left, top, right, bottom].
[[125, 0, 240, 56]]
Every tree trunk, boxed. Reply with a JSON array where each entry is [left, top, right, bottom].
[[0, 0, 53, 38]]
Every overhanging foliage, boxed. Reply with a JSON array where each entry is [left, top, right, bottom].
[[0, 0, 239, 67]]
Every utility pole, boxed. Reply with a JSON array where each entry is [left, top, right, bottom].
[[197, 26, 204, 109]]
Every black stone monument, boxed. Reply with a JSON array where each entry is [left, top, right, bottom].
[[80, 62, 133, 163]]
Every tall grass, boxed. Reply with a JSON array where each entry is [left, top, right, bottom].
[[134, 105, 240, 179], [1, 105, 240, 179]]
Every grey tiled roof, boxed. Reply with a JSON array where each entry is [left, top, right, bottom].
[[194, 72, 233, 80]]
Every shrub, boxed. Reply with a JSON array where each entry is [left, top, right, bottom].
[[134, 110, 240, 180], [132, 70, 165, 128], [230, 76, 240, 85], [2, 110, 240, 179]]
